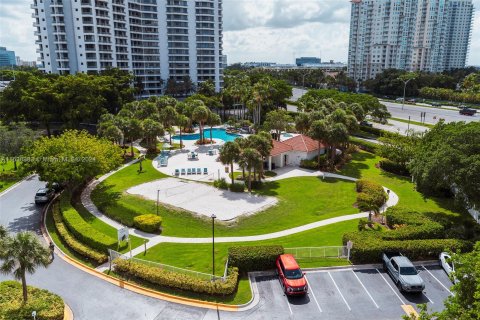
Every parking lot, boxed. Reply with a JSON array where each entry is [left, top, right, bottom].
[[253, 265, 453, 320]]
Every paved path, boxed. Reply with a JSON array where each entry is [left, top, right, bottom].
[[81, 160, 398, 260]]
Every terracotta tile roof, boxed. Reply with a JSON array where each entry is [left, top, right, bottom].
[[270, 139, 293, 156], [283, 134, 323, 152]]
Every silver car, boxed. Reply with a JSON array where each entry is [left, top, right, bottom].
[[34, 188, 55, 204]]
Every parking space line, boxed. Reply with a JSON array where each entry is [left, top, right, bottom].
[[328, 272, 351, 311], [305, 276, 322, 313], [375, 269, 405, 305], [351, 270, 379, 309], [423, 293, 434, 304], [421, 266, 453, 296]]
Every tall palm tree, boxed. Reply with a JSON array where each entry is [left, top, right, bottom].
[[246, 134, 272, 180], [206, 112, 222, 144], [160, 105, 178, 145], [142, 118, 164, 151], [0, 231, 50, 304], [176, 114, 189, 149], [219, 141, 241, 184], [192, 104, 210, 144], [328, 123, 349, 169], [309, 120, 329, 167], [240, 148, 262, 192], [251, 79, 271, 125]]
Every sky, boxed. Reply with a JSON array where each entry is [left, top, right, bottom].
[[1, 0, 479, 66]]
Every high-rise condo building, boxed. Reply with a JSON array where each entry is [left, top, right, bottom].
[[348, 0, 474, 81], [32, 0, 224, 96]]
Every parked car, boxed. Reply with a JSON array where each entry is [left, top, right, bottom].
[[382, 252, 425, 293], [360, 121, 373, 128], [34, 188, 55, 204], [439, 252, 459, 283], [407, 99, 417, 103], [459, 107, 477, 116], [46, 182, 63, 193], [276, 254, 308, 296], [430, 102, 441, 107], [395, 97, 405, 102]]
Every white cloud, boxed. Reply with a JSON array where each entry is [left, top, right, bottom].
[[1, 0, 479, 66]]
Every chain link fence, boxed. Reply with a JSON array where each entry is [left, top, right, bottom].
[[285, 246, 349, 260]]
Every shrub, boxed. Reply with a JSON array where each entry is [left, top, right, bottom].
[[133, 214, 162, 233], [229, 183, 245, 193], [52, 202, 107, 264], [228, 245, 284, 272], [113, 259, 239, 296], [60, 194, 116, 253], [0, 171, 17, 180], [355, 179, 387, 210], [379, 159, 410, 176], [250, 180, 263, 190], [0, 281, 65, 320], [359, 126, 384, 136], [213, 178, 228, 190], [300, 159, 318, 170], [349, 137, 378, 153]]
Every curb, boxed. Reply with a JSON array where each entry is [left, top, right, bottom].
[[0, 174, 35, 198], [40, 198, 251, 312], [64, 303, 74, 320]]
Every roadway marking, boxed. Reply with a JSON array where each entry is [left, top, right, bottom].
[[423, 293, 434, 304], [376, 269, 405, 305], [421, 266, 453, 296], [351, 270, 379, 309], [328, 272, 351, 311], [401, 305, 419, 318], [279, 280, 293, 315], [305, 275, 322, 312]]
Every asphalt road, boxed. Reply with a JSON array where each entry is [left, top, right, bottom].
[[381, 101, 479, 124]]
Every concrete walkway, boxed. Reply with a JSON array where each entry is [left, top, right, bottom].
[[81, 153, 399, 262]]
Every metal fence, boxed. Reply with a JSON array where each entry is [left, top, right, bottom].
[[109, 249, 226, 282], [284, 246, 349, 260]]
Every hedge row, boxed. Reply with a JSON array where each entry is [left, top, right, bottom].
[[379, 159, 410, 177], [355, 179, 387, 211], [52, 202, 108, 264], [228, 245, 284, 272], [133, 214, 162, 233], [359, 125, 384, 136], [343, 207, 473, 263], [59, 194, 116, 253], [349, 137, 378, 153], [113, 259, 239, 296], [0, 281, 65, 320]]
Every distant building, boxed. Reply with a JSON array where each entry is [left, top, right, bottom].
[[242, 62, 277, 68], [221, 55, 228, 69], [296, 57, 321, 66], [348, 0, 474, 81], [15, 56, 37, 67], [0, 47, 16, 67]]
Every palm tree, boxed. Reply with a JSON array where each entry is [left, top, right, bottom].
[[246, 134, 272, 181], [251, 79, 271, 125], [309, 120, 329, 167], [142, 118, 164, 151], [295, 113, 311, 134], [192, 104, 210, 144], [240, 148, 262, 192], [328, 123, 349, 169], [219, 141, 241, 184], [0, 231, 50, 304], [160, 106, 178, 145], [0, 225, 7, 239], [176, 114, 189, 149], [206, 112, 222, 144]]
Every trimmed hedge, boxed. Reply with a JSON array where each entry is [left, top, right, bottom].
[[229, 183, 245, 193], [228, 245, 284, 272], [343, 207, 473, 263], [213, 178, 228, 190], [113, 259, 239, 296], [133, 214, 162, 233], [52, 202, 108, 264], [0, 281, 64, 320], [349, 137, 378, 153], [359, 126, 384, 136], [355, 179, 387, 211], [60, 194, 116, 253], [379, 159, 410, 177]]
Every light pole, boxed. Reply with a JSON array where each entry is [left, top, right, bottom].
[[156, 189, 160, 215], [211, 214, 216, 278], [401, 78, 413, 111]]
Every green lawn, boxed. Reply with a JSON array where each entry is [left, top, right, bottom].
[[139, 219, 357, 275], [390, 117, 434, 129], [0, 160, 25, 192], [339, 151, 462, 217], [92, 158, 359, 237]]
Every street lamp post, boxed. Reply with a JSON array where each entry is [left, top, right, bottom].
[[401, 78, 413, 111], [156, 189, 160, 215], [211, 214, 216, 279]]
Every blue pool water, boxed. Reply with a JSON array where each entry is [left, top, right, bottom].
[[172, 128, 241, 142]]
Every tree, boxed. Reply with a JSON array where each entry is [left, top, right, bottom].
[[239, 148, 262, 192], [0, 122, 36, 170], [246, 133, 273, 180], [197, 80, 216, 97], [378, 131, 421, 168], [192, 103, 210, 144], [142, 118, 164, 151], [176, 114, 189, 149], [98, 123, 123, 145], [0, 231, 50, 304], [206, 112, 222, 144], [124, 118, 143, 156], [24, 130, 122, 188], [409, 122, 480, 208], [295, 113, 311, 134], [219, 141, 241, 184], [160, 106, 178, 144], [263, 110, 292, 141], [309, 120, 329, 167]]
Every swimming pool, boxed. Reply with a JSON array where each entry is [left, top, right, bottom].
[[172, 128, 242, 142]]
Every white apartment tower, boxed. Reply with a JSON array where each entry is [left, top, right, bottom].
[[348, 0, 474, 81], [32, 0, 224, 95]]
